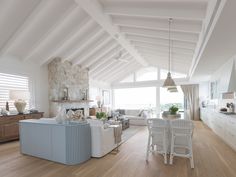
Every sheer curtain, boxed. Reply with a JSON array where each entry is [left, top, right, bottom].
[[180, 84, 200, 120]]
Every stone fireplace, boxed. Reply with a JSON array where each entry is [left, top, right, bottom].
[[48, 58, 90, 117]]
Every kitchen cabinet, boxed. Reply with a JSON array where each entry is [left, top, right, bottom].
[[200, 108, 236, 151]]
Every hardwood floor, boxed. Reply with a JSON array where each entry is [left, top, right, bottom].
[[1, 121, 236, 177]]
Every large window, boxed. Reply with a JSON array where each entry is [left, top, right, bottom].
[[160, 86, 184, 112], [114, 87, 156, 110], [0, 72, 29, 110]]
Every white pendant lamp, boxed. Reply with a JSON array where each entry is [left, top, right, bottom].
[[162, 18, 176, 88]]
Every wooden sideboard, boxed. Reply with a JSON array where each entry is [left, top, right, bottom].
[[0, 112, 44, 143]]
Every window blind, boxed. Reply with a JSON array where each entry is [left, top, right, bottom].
[[0, 72, 29, 110]]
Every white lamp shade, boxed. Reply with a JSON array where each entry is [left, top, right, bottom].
[[9, 90, 30, 100]]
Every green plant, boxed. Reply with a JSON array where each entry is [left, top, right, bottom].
[[96, 112, 107, 119], [169, 105, 179, 115]]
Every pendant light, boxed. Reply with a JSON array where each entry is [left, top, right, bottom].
[[162, 18, 176, 88], [167, 40, 178, 92], [167, 86, 178, 92]]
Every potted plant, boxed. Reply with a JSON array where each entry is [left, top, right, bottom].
[[96, 112, 107, 120], [169, 105, 179, 115]]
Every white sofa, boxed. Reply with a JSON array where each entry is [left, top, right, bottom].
[[123, 109, 148, 126], [87, 119, 118, 158]]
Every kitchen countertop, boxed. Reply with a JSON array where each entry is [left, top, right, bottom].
[[201, 107, 236, 118]]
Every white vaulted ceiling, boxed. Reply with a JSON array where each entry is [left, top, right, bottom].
[[0, 0, 220, 83]]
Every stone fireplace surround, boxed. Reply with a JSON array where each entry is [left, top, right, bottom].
[[48, 58, 89, 117]]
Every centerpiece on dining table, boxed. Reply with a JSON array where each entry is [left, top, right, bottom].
[[162, 105, 181, 119]]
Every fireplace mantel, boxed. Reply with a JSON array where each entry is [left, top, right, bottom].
[[51, 100, 93, 103]]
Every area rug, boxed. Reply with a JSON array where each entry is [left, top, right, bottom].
[[121, 125, 144, 144]]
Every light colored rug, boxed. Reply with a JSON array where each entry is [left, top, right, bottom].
[[121, 126, 144, 144]]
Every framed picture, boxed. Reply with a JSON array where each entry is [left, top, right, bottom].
[[210, 81, 218, 99], [102, 90, 110, 105]]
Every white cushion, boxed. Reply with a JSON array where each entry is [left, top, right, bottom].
[[125, 109, 140, 116]]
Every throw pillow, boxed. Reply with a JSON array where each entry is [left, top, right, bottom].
[[104, 123, 110, 129], [138, 109, 144, 117], [119, 109, 125, 115], [141, 110, 149, 118]]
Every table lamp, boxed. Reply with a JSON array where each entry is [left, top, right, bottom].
[[9, 90, 29, 114], [96, 96, 102, 108]]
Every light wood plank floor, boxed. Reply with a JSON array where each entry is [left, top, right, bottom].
[[1, 121, 236, 177]]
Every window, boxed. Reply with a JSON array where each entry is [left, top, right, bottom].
[[0, 73, 29, 110], [114, 87, 156, 110], [136, 67, 158, 81], [160, 69, 187, 79], [160, 86, 184, 112]]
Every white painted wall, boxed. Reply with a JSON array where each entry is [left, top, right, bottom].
[[209, 55, 236, 97], [0, 55, 49, 116], [199, 82, 209, 101]]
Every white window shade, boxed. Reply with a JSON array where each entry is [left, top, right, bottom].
[[0, 73, 29, 110]]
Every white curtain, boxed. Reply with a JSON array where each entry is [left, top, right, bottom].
[[181, 84, 200, 120]]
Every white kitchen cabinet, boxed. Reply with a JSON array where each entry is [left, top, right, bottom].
[[200, 108, 236, 151], [225, 117, 236, 149]]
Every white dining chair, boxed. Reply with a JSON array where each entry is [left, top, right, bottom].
[[146, 118, 168, 164], [169, 119, 194, 168]]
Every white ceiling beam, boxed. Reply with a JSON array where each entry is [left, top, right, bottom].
[[80, 40, 117, 67], [90, 59, 117, 77], [1, 0, 75, 58], [24, 5, 79, 62], [145, 58, 190, 73], [131, 41, 195, 52], [0, 0, 41, 50], [93, 56, 133, 79], [64, 27, 104, 61], [40, 18, 95, 65], [97, 61, 136, 81], [74, 0, 148, 66], [137, 47, 193, 58], [127, 35, 196, 50], [113, 16, 202, 34], [106, 63, 141, 83], [133, 41, 194, 54], [142, 54, 192, 64], [140, 52, 192, 62], [90, 54, 132, 77], [88, 45, 122, 71], [94, 62, 126, 80], [136, 46, 194, 57], [103, 1, 207, 20], [0, 0, 49, 56], [72, 33, 112, 65], [108, 66, 140, 83], [122, 27, 199, 43]]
